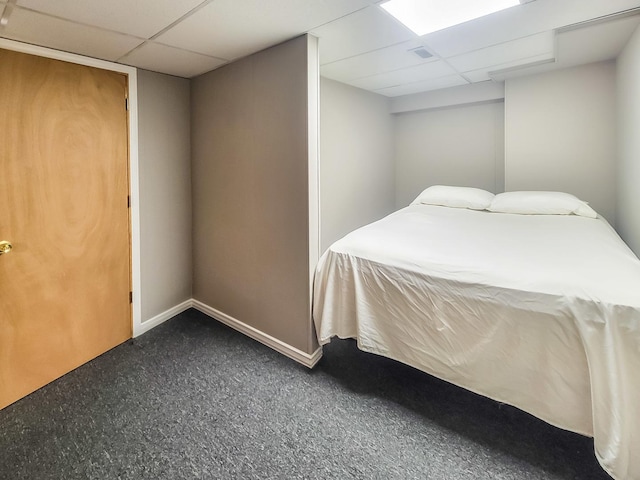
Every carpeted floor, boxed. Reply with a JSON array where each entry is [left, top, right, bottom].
[[0, 308, 611, 480]]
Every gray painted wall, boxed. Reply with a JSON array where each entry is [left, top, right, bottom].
[[505, 61, 617, 223], [137, 69, 192, 322], [394, 101, 506, 208], [191, 36, 317, 354], [617, 25, 640, 258], [320, 78, 395, 251]]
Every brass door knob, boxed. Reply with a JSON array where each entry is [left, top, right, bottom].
[[0, 241, 12, 255]]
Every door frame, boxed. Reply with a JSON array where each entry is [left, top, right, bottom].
[[0, 38, 143, 336]]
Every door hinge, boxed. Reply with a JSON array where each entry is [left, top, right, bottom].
[[125, 97, 129, 111], [127, 195, 130, 208], [129, 291, 133, 304]]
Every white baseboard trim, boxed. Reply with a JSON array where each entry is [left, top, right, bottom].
[[192, 299, 323, 368], [133, 299, 194, 337]]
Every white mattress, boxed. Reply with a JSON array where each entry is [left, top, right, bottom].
[[313, 204, 640, 480]]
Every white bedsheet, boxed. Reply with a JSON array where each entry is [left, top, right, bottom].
[[313, 205, 640, 480]]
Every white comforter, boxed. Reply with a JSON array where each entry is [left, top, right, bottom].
[[313, 205, 640, 480]]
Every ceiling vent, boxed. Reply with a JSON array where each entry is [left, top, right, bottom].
[[409, 47, 433, 59]]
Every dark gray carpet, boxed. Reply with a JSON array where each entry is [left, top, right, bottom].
[[0, 309, 611, 480]]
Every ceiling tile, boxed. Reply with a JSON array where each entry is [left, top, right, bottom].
[[422, 0, 640, 59], [311, 5, 415, 64], [446, 32, 553, 73], [2, 0, 638, 98], [0, 7, 143, 61], [321, 39, 435, 82], [348, 60, 458, 91], [16, 0, 204, 38], [487, 13, 640, 82], [119, 42, 226, 78], [156, 0, 371, 60], [374, 75, 469, 97]]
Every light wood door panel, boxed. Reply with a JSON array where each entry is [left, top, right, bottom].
[[0, 48, 131, 409]]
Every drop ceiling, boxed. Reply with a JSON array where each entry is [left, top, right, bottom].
[[1, 0, 639, 97]]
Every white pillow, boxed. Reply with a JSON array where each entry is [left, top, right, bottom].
[[411, 185, 495, 210], [488, 191, 598, 218]]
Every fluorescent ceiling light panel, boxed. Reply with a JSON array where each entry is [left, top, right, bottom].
[[381, 0, 521, 36]]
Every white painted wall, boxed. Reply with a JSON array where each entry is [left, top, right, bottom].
[[394, 101, 505, 208], [320, 77, 395, 251], [138, 70, 192, 322], [505, 61, 617, 223], [617, 26, 640, 258]]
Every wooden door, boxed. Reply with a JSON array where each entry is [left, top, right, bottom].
[[0, 48, 132, 409]]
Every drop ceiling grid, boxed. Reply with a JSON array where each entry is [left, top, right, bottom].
[[374, 74, 469, 97], [119, 42, 227, 78], [156, 0, 374, 61], [15, 0, 206, 38], [1, 7, 144, 61], [422, 0, 640, 59], [419, 5, 545, 59], [328, 34, 556, 99], [348, 59, 458, 91], [318, 31, 556, 94], [320, 39, 435, 83], [318, 0, 640, 95], [310, 5, 414, 65], [1, 0, 640, 91], [314, 0, 576, 96], [444, 32, 555, 73]]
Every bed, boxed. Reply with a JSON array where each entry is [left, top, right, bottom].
[[312, 187, 640, 480]]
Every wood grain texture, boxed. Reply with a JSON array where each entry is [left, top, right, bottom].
[[0, 48, 131, 409]]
